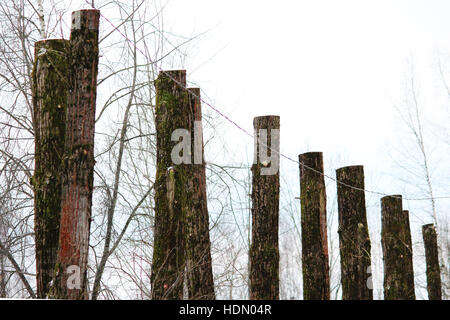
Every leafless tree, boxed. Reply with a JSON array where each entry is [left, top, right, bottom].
[[392, 68, 449, 299]]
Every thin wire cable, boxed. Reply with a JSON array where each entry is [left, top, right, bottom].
[[99, 12, 450, 202]]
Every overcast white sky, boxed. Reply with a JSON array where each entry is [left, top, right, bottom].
[[147, 0, 450, 197]]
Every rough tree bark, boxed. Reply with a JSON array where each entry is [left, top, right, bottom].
[[381, 195, 415, 300], [422, 223, 442, 300], [52, 9, 100, 300], [185, 88, 215, 300], [151, 70, 189, 300], [250, 115, 280, 300], [336, 165, 372, 300], [299, 152, 330, 300], [31, 39, 69, 299], [403, 210, 415, 298]]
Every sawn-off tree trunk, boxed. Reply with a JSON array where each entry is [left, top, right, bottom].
[[380, 195, 415, 300], [151, 70, 189, 299], [185, 88, 215, 299], [250, 115, 280, 300], [32, 39, 69, 299], [299, 152, 330, 300], [52, 9, 100, 300], [422, 223, 442, 300], [336, 165, 372, 300]]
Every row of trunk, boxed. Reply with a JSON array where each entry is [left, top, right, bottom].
[[32, 10, 443, 300]]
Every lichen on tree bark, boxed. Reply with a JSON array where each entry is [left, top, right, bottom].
[[52, 9, 100, 300], [381, 196, 415, 300], [184, 88, 215, 300], [422, 223, 442, 300], [250, 115, 280, 300], [32, 39, 69, 299], [299, 152, 330, 300], [336, 165, 372, 300], [151, 70, 189, 300]]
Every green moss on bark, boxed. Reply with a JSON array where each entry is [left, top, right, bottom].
[[381, 196, 415, 300], [336, 165, 372, 300], [422, 224, 442, 300], [250, 116, 280, 300], [151, 70, 189, 300], [32, 39, 69, 299], [184, 88, 215, 300], [52, 9, 100, 300]]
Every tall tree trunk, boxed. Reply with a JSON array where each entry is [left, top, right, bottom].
[[403, 210, 415, 298], [422, 223, 442, 300], [381, 195, 415, 300], [31, 39, 69, 299], [151, 70, 189, 300], [52, 9, 100, 300], [250, 115, 280, 300], [299, 152, 330, 300], [185, 88, 215, 299], [336, 165, 372, 300]]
